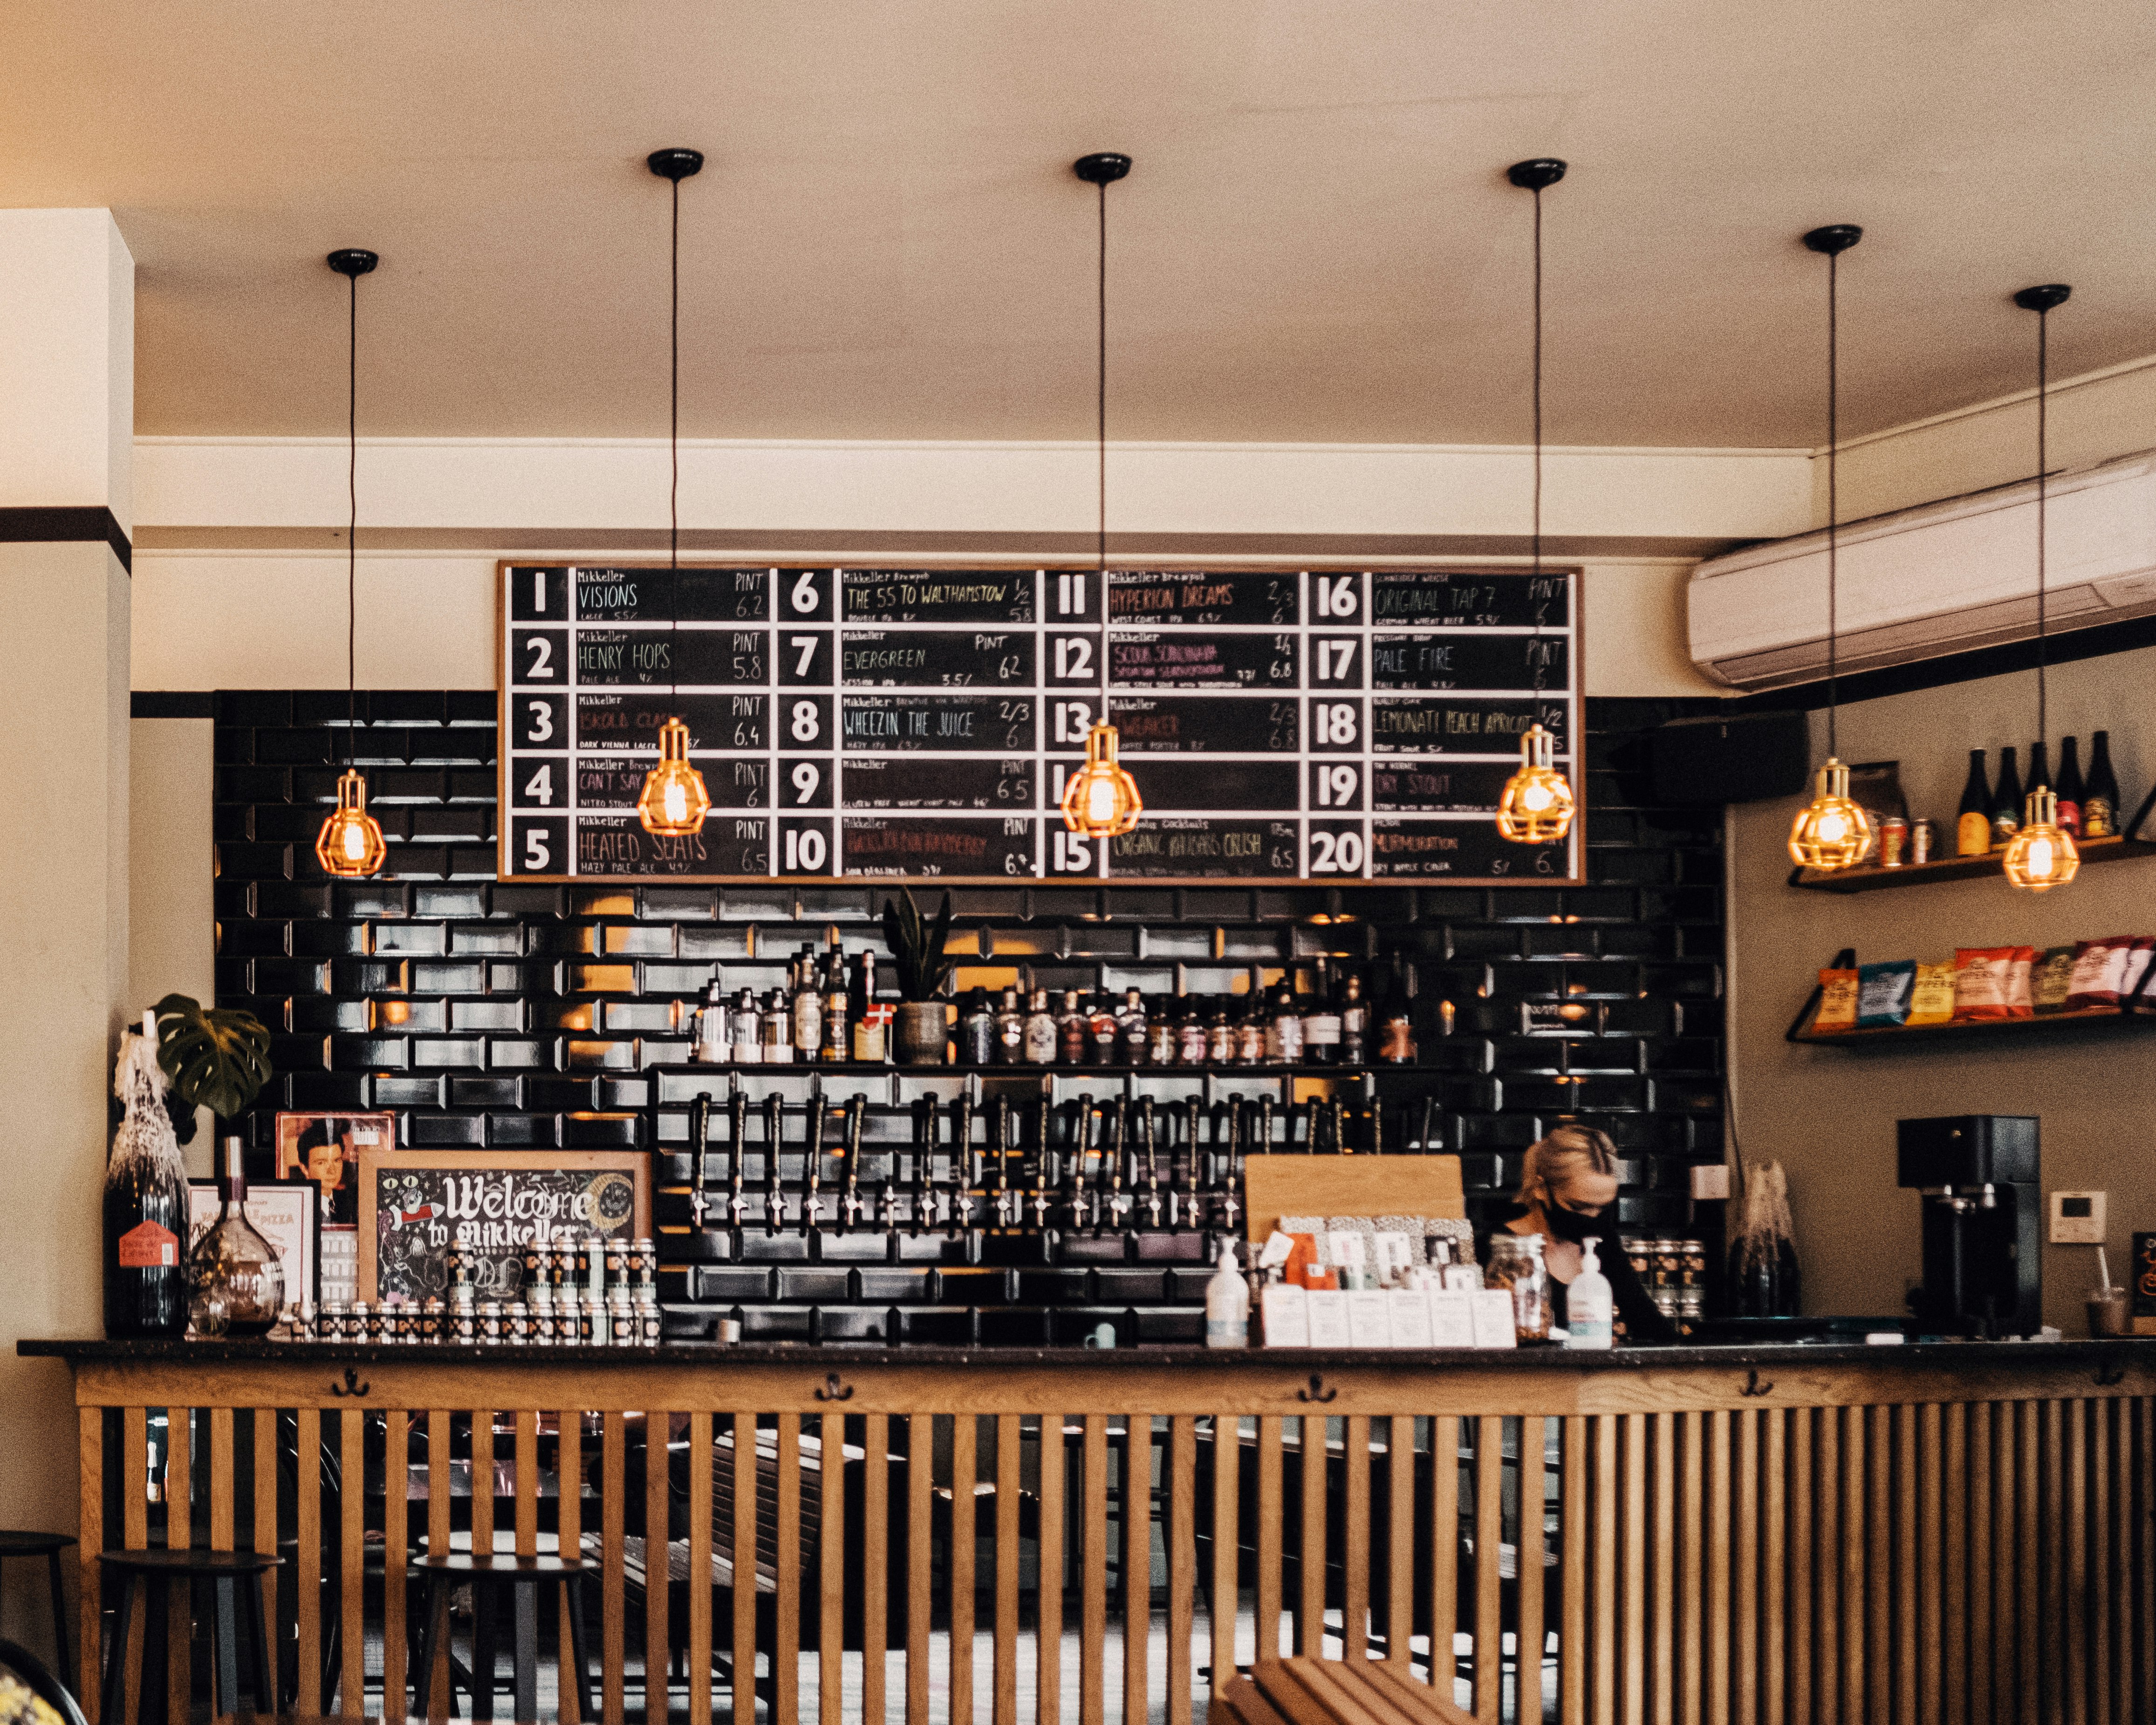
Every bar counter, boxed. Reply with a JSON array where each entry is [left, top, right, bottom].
[[29, 1336, 2154, 1724]]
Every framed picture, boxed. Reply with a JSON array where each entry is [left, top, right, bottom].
[[275, 1111, 395, 1226], [186, 1177, 320, 1308], [357, 1149, 650, 1304]]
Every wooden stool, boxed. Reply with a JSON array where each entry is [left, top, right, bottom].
[[411, 1553, 596, 1725], [0, 1533, 76, 1693], [96, 1548, 281, 1725], [1210, 1656, 1476, 1725]]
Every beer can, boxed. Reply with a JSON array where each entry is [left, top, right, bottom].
[[1911, 819, 1934, 865], [1879, 815, 1909, 868], [478, 1301, 503, 1345], [419, 1299, 445, 1343], [315, 1302, 343, 1342]]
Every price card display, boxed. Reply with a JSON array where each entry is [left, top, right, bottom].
[[498, 563, 1581, 883]]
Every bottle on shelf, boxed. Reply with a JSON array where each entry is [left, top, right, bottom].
[[1235, 993, 1267, 1065], [1988, 745, 2023, 848], [852, 950, 888, 1063], [1205, 998, 1235, 1065], [1146, 1003, 1177, 1067], [1118, 988, 1149, 1066], [2084, 730, 2120, 837], [1955, 749, 1992, 857], [821, 944, 849, 1063], [994, 987, 1026, 1065], [2027, 739, 2050, 799], [1378, 956, 1417, 1064], [1339, 971, 1369, 1066], [694, 977, 728, 1062], [2055, 736, 2085, 837], [1058, 990, 1088, 1065], [1023, 989, 1059, 1064], [105, 1014, 189, 1339], [760, 989, 793, 1064], [188, 1136, 287, 1338], [1088, 993, 1120, 1066], [731, 987, 762, 1064], [1177, 993, 1208, 1066], [1268, 979, 1304, 1065], [958, 988, 996, 1066], [1301, 958, 1341, 1066]]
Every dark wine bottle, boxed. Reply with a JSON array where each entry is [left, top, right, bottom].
[[2055, 736, 2085, 837], [105, 1019, 189, 1338], [2084, 730, 2120, 838], [1989, 746, 2023, 849], [1955, 749, 1991, 857], [2026, 739, 2049, 797]]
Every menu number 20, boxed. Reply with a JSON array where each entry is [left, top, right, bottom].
[[1306, 820, 1367, 876]]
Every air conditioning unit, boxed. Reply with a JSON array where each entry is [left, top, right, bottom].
[[1688, 450, 2156, 691]]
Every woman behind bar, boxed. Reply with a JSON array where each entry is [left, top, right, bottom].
[[1499, 1124, 1675, 1344]]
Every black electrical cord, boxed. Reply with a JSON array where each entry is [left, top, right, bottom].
[[2035, 303, 2049, 766], [345, 266, 357, 768], [1095, 174, 1107, 581], [1824, 243, 1840, 760]]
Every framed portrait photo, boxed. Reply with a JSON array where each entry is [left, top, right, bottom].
[[275, 1110, 395, 1226], [186, 1177, 321, 1307]]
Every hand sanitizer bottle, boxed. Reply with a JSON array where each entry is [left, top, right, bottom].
[[1565, 1237, 1615, 1351], [1205, 1239, 1251, 1349]]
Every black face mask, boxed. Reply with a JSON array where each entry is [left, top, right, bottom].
[[1543, 1200, 1607, 1244]]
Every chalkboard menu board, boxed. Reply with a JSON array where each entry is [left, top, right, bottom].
[[497, 563, 1581, 884], [358, 1150, 649, 1304]]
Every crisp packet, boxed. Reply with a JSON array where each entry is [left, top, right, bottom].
[[2065, 936, 2156, 1012], [1813, 968, 1860, 1033], [1954, 946, 2036, 1020], [1906, 963, 1957, 1026], [1855, 960, 1916, 1028], [2032, 945, 2080, 1015]]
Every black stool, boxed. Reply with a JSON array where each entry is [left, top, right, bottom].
[[96, 1548, 281, 1725], [411, 1552, 596, 1725], [0, 1532, 76, 1693]]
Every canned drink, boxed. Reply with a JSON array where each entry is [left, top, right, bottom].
[[582, 1304, 605, 1347], [1879, 815, 1909, 868], [347, 1301, 373, 1342], [520, 1238, 543, 1287], [315, 1302, 344, 1342], [573, 1237, 595, 1286], [634, 1239, 658, 1287], [381, 1305, 407, 1344], [1911, 819, 1934, 865], [478, 1301, 503, 1345], [635, 1296, 662, 1348], [419, 1299, 445, 1343], [452, 1304, 478, 1345], [506, 1306, 530, 1347], [604, 1238, 627, 1287]]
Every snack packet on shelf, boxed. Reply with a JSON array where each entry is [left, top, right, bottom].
[[1906, 963, 1957, 1026], [1813, 967, 1860, 1034], [1855, 960, 1916, 1028], [1953, 946, 2036, 1020]]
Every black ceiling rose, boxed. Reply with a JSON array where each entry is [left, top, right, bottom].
[[1506, 158, 1566, 191], [1802, 224, 1862, 256], [326, 249, 378, 277], [1073, 152, 1132, 185], [647, 148, 705, 182]]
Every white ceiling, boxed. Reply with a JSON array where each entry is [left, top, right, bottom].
[[6, 0, 2154, 448]]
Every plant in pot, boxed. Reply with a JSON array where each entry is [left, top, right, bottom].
[[880, 889, 955, 1066], [154, 993, 283, 1336]]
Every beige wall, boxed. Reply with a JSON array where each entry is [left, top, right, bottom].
[[1727, 644, 2156, 1332], [129, 717, 217, 1169]]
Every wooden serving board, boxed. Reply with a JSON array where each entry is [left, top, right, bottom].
[[1243, 1154, 1465, 1243]]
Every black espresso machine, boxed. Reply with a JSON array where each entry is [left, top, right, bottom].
[[1896, 1114, 2042, 1338]]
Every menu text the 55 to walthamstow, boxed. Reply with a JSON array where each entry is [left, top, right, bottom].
[[497, 564, 1581, 886]]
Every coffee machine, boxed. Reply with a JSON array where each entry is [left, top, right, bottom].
[[1896, 1115, 2041, 1337]]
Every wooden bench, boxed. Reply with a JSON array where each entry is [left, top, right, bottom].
[[1209, 1657, 1475, 1725]]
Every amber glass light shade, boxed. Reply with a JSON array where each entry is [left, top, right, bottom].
[[315, 769, 388, 877], [637, 716, 711, 835], [1061, 722, 1143, 838], [1786, 757, 1873, 870], [1495, 723, 1575, 844], [2003, 785, 2079, 893]]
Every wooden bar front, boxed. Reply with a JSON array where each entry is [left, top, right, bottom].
[[28, 1337, 2156, 1724]]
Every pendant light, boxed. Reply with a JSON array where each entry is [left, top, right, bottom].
[[1494, 158, 1575, 846], [636, 147, 714, 838], [2002, 283, 2079, 893], [1786, 224, 1874, 872], [1059, 150, 1145, 842], [315, 248, 390, 878]]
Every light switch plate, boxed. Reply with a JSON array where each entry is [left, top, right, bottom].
[[1691, 1164, 1732, 1201], [2050, 1190, 2107, 1244]]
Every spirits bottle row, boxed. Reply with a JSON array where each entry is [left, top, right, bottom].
[[687, 944, 1419, 1069]]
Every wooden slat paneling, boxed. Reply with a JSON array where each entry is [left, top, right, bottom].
[[1841, 1404, 1865, 1725], [1519, 1417, 1547, 1725], [1223, 1415, 1250, 1699], [865, 1411, 891, 1725], [1477, 1415, 1504, 1725], [1944, 1401, 1967, 1725], [1679, 1412, 1704, 1725], [952, 1412, 976, 1725], [1343, 1414, 1371, 1665], [909, 1413, 933, 1725], [77, 1408, 103, 1725], [1082, 1414, 1108, 1725], [775, 1411, 802, 1725], [686, 1411, 712, 1725], [1123, 1416, 1148, 1725], [1966, 1402, 1991, 1725], [1988, 1400, 2012, 1725], [1592, 1414, 1618, 1725], [1300, 1415, 1326, 1660], [645, 1408, 669, 1725], [820, 1411, 844, 1725], [1815, 1404, 1839, 1725], [559, 1409, 583, 1725], [1718, 1411, 1743, 1725], [735, 1408, 760, 1725], [1560, 1416, 1584, 1725], [294, 1409, 321, 1718], [382, 1408, 408, 1725], [1918, 1403, 1942, 1725], [1256, 1417, 1285, 1675], [2068, 1399, 2088, 1725], [1787, 1409, 1811, 1725], [1763, 1409, 1787, 1725], [1167, 1414, 1197, 1725], [166, 1406, 192, 1725], [337, 1410, 363, 1718], [998, 1412, 1023, 1725], [602, 1410, 627, 1725], [1039, 1416, 1067, 1725]]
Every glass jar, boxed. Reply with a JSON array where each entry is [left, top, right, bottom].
[[187, 1137, 287, 1338], [1485, 1233, 1553, 1343]]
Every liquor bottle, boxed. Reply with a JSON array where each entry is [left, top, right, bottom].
[[1338, 972, 1369, 1066], [694, 978, 728, 1062], [1146, 1006, 1177, 1067], [187, 1136, 287, 1337], [2054, 736, 2085, 837], [2026, 739, 2050, 799], [1088, 994, 1120, 1066], [105, 1016, 189, 1338], [731, 988, 762, 1064], [1235, 995, 1267, 1065], [1268, 980, 1305, 1064], [1301, 959, 1341, 1066], [994, 988, 1026, 1065], [852, 951, 888, 1064], [1988, 746, 2023, 848], [958, 989, 997, 1066], [1058, 991, 1088, 1065], [1023, 990, 1059, 1064], [1119, 988, 1150, 1067], [821, 947, 849, 1063], [1205, 999, 1234, 1065], [1955, 750, 1992, 857], [2084, 730, 2120, 838], [1177, 995, 1208, 1066], [760, 990, 793, 1064]]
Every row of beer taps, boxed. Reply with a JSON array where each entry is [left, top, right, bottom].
[[680, 1074, 1362, 1243]]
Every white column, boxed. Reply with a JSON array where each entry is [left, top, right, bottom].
[[0, 211, 134, 1603]]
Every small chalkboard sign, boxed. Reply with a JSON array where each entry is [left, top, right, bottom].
[[358, 1150, 650, 1305]]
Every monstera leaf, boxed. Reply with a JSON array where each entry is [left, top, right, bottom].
[[154, 993, 273, 1123]]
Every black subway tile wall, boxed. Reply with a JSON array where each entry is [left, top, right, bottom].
[[210, 691, 1727, 1328]]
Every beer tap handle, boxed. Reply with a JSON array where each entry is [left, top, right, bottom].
[[800, 1089, 827, 1237], [1257, 1095, 1275, 1158], [1029, 1103, 1052, 1229], [1100, 1099, 1126, 1232], [1417, 1093, 1437, 1154], [687, 1092, 713, 1231], [839, 1093, 867, 1232], [992, 1098, 1015, 1227], [726, 1077, 749, 1226], [763, 1095, 786, 1233], [1331, 1095, 1348, 1157], [1070, 1095, 1096, 1226], [951, 1095, 975, 1236], [910, 1098, 933, 1237]]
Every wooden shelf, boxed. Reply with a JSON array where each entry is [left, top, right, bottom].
[[1791, 833, 2156, 894], [1791, 1005, 2156, 1047]]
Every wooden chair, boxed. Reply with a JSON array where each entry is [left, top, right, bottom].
[[1209, 1656, 1476, 1725]]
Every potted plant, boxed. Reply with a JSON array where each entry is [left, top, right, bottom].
[[880, 889, 955, 1065], [155, 993, 274, 1133]]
